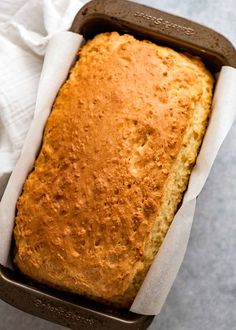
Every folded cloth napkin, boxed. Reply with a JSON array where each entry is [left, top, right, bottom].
[[0, 0, 86, 199]]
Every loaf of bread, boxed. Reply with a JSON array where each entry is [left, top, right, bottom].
[[14, 32, 214, 308]]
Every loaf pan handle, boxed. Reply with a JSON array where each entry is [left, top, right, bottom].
[[71, 0, 236, 70], [0, 266, 153, 330]]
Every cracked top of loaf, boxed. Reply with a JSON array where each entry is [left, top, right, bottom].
[[14, 32, 214, 308]]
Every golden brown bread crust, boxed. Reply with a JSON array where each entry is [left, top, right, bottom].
[[14, 32, 214, 307]]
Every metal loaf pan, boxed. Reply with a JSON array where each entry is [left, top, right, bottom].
[[1, 1, 236, 329]]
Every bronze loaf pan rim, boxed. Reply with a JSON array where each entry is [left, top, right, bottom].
[[71, 0, 236, 72], [1, 0, 236, 330]]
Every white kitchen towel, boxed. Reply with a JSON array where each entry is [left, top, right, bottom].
[[0, 0, 86, 199]]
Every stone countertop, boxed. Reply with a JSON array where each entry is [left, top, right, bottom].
[[1, 0, 236, 329]]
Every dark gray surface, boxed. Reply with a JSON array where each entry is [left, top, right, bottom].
[[1, 0, 236, 329]]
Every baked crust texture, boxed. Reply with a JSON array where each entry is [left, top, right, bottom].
[[14, 32, 214, 307]]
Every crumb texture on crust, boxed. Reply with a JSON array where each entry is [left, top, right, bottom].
[[14, 32, 214, 307]]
